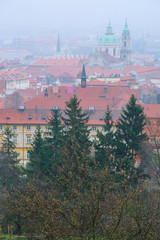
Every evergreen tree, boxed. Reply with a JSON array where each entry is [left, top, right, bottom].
[[62, 95, 91, 167], [26, 126, 48, 179], [46, 109, 64, 175], [115, 94, 148, 179], [0, 125, 20, 189], [95, 105, 115, 169], [1, 125, 16, 156]]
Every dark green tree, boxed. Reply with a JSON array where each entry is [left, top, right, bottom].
[[45, 109, 64, 176], [115, 94, 148, 180], [1, 125, 16, 156], [0, 125, 20, 190], [95, 105, 115, 169], [26, 126, 48, 179], [62, 95, 92, 167]]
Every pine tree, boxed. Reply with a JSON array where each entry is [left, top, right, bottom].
[[46, 109, 64, 175], [26, 126, 48, 179], [62, 95, 91, 167], [95, 105, 115, 169], [1, 125, 16, 156], [0, 125, 20, 189], [115, 94, 148, 179]]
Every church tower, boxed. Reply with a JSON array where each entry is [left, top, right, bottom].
[[56, 33, 61, 55], [120, 19, 131, 64]]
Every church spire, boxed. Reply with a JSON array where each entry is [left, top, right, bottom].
[[122, 19, 130, 36], [56, 33, 61, 54], [106, 22, 113, 35], [81, 64, 87, 88]]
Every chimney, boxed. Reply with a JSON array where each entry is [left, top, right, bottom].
[[44, 88, 48, 97], [112, 96, 115, 107]]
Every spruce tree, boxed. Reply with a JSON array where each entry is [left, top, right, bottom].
[[0, 125, 20, 189], [1, 125, 16, 156], [26, 126, 48, 179], [115, 94, 148, 179], [46, 109, 64, 175], [95, 105, 115, 169], [62, 95, 91, 167]]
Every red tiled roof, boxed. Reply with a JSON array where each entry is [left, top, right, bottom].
[[142, 104, 160, 118], [24, 85, 141, 111], [31, 57, 85, 67]]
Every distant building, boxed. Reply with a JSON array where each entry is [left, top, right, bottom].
[[56, 33, 61, 55], [99, 20, 131, 64], [120, 20, 131, 64], [99, 22, 121, 58]]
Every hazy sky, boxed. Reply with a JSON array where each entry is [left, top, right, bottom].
[[0, 0, 160, 36]]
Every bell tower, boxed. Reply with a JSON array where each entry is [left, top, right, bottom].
[[120, 19, 131, 64]]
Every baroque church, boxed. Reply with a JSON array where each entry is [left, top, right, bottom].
[[99, 20, 131, 64]]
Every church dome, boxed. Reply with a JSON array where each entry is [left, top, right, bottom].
[[99, 23, 120, 43], [99, 34, 120, 43]]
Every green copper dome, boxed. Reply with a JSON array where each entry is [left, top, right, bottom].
[[99, 22, 120, 43], [99, 34, 120, 43]]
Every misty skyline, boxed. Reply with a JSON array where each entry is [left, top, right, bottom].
[[0, 0, 160, 37]]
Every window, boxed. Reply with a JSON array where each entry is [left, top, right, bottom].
[[27, 125, 31, 130], [113, 48, 116, 56], [102, 127, 105, 132], [0, 125, 2, 130], [27, 151, 30, 159], [27, 136, 31, 144], [46, 125, 49, 130], [13, 151, 18, 159], [13, 135, 17, 143], [64, 126, 68, 131], [124, 42, 127, 47], [106, 48, 108, 53], [92, 137, 96, 141], [92, 126, 96, 131], [150, 139, 155, 144], [13, 125, 17, 130]]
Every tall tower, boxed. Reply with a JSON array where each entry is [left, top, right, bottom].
[[120, 19, 131, 64], [81, 64, 87, 88], [56, 33, 61, 55]]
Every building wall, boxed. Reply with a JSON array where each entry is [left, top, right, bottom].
[[6, 79, 30, 90], [99, 42, 121, 58], [0, 123, 106, 165]]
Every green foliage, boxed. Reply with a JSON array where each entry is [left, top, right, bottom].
[[116, 94, 148, 158], [1, 125, 16, 156], [115, 95, 148, 181], [62, 95, 92, 165], [0, 125, 20, 190], [45, 109, 64, 173], [26, 126, 48, 179], [95, 105, 115, 169], [1, 95, 158, 240]]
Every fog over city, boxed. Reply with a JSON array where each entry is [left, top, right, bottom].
[[0, 0, 160, 37]]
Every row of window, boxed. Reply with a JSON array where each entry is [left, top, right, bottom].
[[0, 125, 106, 132], [0, 125, 50, 131], [13, 151, 30, 159], [13, 136, 31, 144], [0, 125, 31, 130]]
